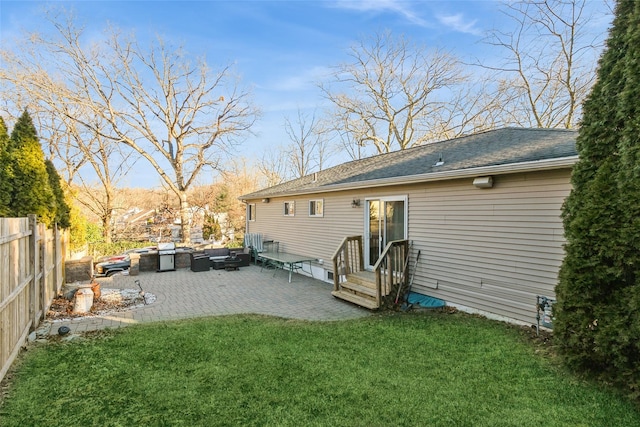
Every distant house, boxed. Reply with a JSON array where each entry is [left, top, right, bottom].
[[113, 208, 156, 241], [241, 128, 577, 325]]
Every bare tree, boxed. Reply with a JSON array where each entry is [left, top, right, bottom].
[[481, 0, 611, 128], [2, 11, 258, 243], [283, 108, 332, 178], [218, 158, 260, 240], [0, 50, 136, 243], [257, 147, 290, 187], [320, 31, 471, 154], [428, 77, 517, 139], [188, 183, 220, 217], [328, 110, 375, 161], [65, 120, 135, 244]]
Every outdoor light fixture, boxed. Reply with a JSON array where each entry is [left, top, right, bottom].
[[262, 198, 270, 203], [351, 198, 361, 208], [473, 176, 494, 189]]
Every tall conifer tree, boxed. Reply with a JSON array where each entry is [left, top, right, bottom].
[[0, 117, 8, 152], [0, 117, 12, 216], [45, 159, 71, 228], [556, 0, 640, 395], [7, 110, 55, 225]]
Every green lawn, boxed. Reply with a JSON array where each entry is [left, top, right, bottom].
[[1, 311, 638, 426]]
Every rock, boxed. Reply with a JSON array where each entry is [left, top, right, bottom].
[[62, 334, 83, 342], [35, 323, 52, 338]]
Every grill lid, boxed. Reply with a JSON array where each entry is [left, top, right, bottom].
[[158, 242, 176, 251]]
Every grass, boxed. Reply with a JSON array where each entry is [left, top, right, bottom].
[[1, 311, 638, 426]]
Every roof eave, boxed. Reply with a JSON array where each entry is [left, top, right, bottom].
[[241, 155, 578, 200]]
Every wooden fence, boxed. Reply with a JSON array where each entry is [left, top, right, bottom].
[[0, 215, 67, 383]]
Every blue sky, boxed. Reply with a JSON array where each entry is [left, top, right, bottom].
[[0, 1, 612, 188]]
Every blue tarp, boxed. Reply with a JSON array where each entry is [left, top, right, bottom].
[[406, 292, 446, 309]]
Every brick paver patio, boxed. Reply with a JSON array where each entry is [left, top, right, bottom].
[[47, 265, 369, 335]]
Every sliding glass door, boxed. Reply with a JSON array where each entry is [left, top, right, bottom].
[[365, 196, 407, 269]]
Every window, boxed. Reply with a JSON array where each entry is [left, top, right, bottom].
[[247, 203, 256, 221], [309, 199, 324, 217], [284, 201, 295, 216]]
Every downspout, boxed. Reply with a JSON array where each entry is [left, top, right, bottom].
[[243, 200, 249, 238]]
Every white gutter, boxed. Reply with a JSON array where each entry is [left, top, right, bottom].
[[246, 155, 578, 199]]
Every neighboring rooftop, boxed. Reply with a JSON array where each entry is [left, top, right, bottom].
[[243, 127, 578, 199]]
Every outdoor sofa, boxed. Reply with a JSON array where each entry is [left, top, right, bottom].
[[190, 248, 251, 272]]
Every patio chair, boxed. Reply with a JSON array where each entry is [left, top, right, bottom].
[[260, 241, 280, 272], [263, 240, 279, 253]]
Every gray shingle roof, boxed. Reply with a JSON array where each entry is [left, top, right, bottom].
[[243, 127, 577, 199]]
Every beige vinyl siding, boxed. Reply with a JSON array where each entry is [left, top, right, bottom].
[[409, 169, 571, 324], [246, 192, 365, 272], [246, 168, 571, 325]]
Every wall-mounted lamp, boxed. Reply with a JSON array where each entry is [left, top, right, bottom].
[[241, 199, 247, 203], [473, 176, 494, 189], [351, 198, 361, 208], [262, 198, 270, 203]]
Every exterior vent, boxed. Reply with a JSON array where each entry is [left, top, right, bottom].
[[473, 176, 494, 188]]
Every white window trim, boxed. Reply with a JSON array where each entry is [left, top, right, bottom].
[[308, 199, 324, 217], [248, 203, 256, 222], [284, 201, 295, 217]]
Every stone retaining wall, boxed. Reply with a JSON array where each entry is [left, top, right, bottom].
[[140, 253, 158, 272], [68, 251, 200, 279], [176, 252, 191, 269], [65, 256, 94, 283]]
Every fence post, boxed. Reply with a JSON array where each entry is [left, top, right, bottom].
[[28, 215, 38, 329], [62, 229, 68, 283], [39, 222, 46, 325], [45, 224, 60, 315], [56, 225, 62, 288]]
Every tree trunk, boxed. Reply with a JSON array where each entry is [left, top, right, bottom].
[[101, 186, 115, 244], [102, 211, 112, 244], [179, 191, 191, 244]]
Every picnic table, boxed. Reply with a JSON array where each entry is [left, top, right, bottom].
[[260, 251, 317, 283]]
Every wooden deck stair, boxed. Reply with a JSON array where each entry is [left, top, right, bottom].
[[331, 271, 381, 310], [331, 236, 408, 310]]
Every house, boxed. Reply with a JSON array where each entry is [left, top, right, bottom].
[[241, 128, 577, 325]]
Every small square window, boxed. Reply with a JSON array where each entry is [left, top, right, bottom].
[[284, 201, 295, 216], [247, 203, 256, 221], [309, 199, 323, 217]]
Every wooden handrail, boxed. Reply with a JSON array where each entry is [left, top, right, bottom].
[[331, 236, 363, 291], [373, 239, 409, 307], [331, 236, 408, 308]]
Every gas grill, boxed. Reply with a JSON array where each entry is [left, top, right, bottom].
[[157, 242, 176, 272]]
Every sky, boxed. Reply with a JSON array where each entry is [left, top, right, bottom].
[[0, 0, 613, 189]]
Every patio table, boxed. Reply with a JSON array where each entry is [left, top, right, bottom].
[[259, 251, 317, 283]]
